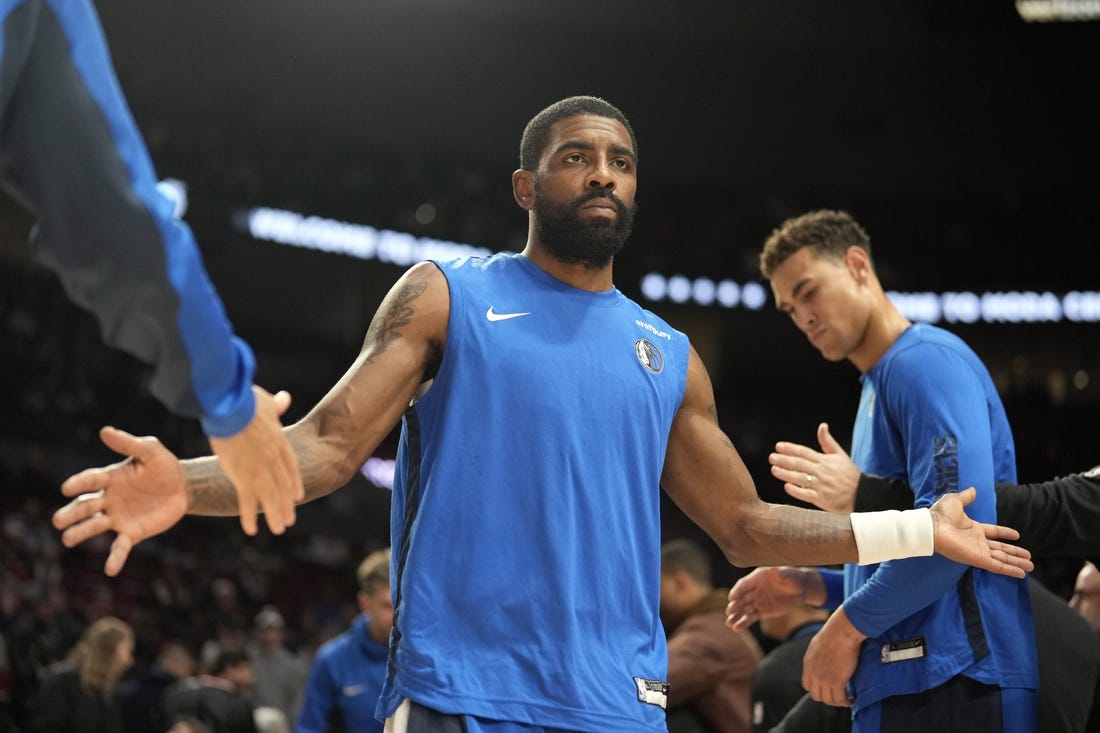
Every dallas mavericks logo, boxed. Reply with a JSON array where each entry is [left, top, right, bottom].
[[635, 338, 664, 374]]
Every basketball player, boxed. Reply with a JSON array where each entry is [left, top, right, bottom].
[[729, 210, 1037, 732]]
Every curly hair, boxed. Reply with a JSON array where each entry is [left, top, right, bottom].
[[759, 209, 871, 279], [518, 96, 637, 172]]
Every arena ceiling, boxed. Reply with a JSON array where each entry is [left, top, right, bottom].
[[95, 0, 1099, 192]]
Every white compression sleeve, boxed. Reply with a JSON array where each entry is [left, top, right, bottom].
[[849, 508, 934, 565]]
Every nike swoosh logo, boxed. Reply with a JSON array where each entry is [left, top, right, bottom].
[[342, 685, 366, 696], [486, 307, 532, 322]]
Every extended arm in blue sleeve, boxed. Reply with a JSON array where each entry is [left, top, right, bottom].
[[0, 0, 255, 436], [821, 568, 845, 610]]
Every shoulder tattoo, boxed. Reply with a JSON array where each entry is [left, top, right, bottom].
[[362, 281, 428, 362]]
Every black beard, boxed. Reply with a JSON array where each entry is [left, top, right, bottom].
[[533, 185, 637, 270]]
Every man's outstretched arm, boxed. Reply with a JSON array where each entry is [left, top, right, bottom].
[[771, 424, 1100, 564], [53, 262, 450, 575], [659, 348, 1031, 576]]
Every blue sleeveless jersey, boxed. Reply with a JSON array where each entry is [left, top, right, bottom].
[[378, 254, 690, 731]]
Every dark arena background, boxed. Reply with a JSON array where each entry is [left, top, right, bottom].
[[1, 1, 1097, 728]]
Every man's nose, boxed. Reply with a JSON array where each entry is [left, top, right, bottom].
[[587, 162, 616, 191]]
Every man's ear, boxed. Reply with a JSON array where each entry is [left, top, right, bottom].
[[512, 169, 535, 211], [844, 245, 873, 283]]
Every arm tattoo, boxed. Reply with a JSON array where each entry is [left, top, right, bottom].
[[293, 438, 333, 502], [187, 459, 239, 515], [184, 432, 336, 516], [362, 281, 427, 364], [768, 509, 847, 547]]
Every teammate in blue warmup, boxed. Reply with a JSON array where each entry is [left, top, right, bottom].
[[728, 210, 1038, 732], [1, 0, 301, 552], [296, 548, 392, 733]]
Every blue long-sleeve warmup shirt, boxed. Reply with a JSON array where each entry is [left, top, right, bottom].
[[295, 613, 388, 733], [826, 324, 1037, 713], [0, 0, 255, 435]]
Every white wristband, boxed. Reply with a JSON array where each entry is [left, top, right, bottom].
[[850, 508, 934, 565]]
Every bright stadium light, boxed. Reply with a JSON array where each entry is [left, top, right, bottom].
[[635, 272, 1100, 323], [239, 206, 493, 265], [1016, 0, 1100, 21], [641, 273, 668, 301], [691, 278, 716, 306], [236, 209, 1100, 326], [360, 456, 396, 489], [667, 276, 692, 304], [741, 282, 768, 311], [716, 280, 740, 308]]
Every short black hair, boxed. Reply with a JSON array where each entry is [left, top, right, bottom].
[[211, 647, 249, 676], [660, 539, 712, 586], [519, 95, 637, 172]]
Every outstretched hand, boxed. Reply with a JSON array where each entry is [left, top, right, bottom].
[[725, 566, 824, 632], [931, 488, 1032, 578], [208, 386, 303, 536], [53, 426, 188, 576], [770, 423, 861, 513]]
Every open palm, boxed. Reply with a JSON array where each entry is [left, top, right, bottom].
[[931, 488, 1032, 578], [53, 426, 189, 576]]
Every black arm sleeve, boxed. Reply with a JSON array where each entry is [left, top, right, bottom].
[[852, 473, 912, 513], [997, 472, 1100, 566]]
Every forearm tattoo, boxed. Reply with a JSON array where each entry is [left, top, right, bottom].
[[187, 459, 239, 515], [185, 434, 332, 515], [768, 507, 848, 546], [293, 438, 332, 502]]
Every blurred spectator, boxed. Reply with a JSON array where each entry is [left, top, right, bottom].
[[1028, 577, 1100, 733], [248, 605, 307, 723], [29, 616, 135, 733], [660, 539, 762, 733], [164, 646, 258, 733], [0, 630, 12, 730], [254, 705, 293, 733], [296, 547, 392, 733], [167, 717, 212, 733], [1071, 561, 1100, 636], [749, 603, 836, 733], [117, 640, 197, 733]]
